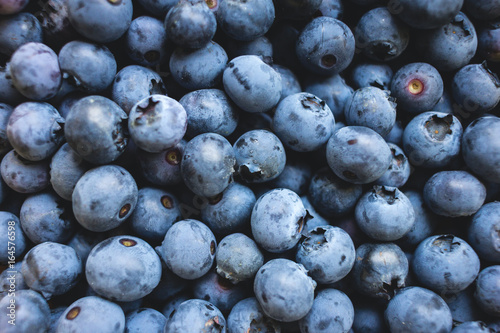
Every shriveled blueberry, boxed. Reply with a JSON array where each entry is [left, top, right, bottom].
[[164, 299, 226, 332], [468, 202, 500, 263], [137, 140, 184, 187], [125, 308, 167, 333], [227, 297, 281, 333], [0, 289, 50, 333], [0, 150, 50, 193]]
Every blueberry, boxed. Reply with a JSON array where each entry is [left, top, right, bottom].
[[0, 12, 43, 58], [227, 297, 281, 333], [374, 143, 411, 188], [7, 101, 65, 161], [468, 201, 500, 263], [423, 170, 486, 217], [351, 242, 408, 299], [452, 321, 496, 333], [56, 296, 125, 333], [465, 0, 500, 21], [385, 286, 453, 333], [215, 233, 264, 284], [169, 41, 228, 90], [125, 308, 167, 333], [161, 293, 190, 319], [0, 262, 27, 292], [0, 211, 25, 264], [299, 288, 354, 333], [402, 112, 463, 169], [137, 140, 184, 187], [296, 225, 355, 284], [326, 126, 392, 184], [164, 299, 226, 332], [270, 158, 311, 196], [147, 267, 189, 303], [22, 242, 82, 298], [0, 289, 50, 333], [156, 219, 216, 280], [273, 92, 335, 152], [0, 64, 24, 105], [478, 20, 500, 62], [129, 187, 181, 243], [181, 133, 236, 197], [67, 229, 106, 266], [0, 150, 50, 193], [350, 62, 393, 90], [126, 16, 168, 67], [233, 129, 286, 183], [253, 258, 316, 322], [273, 64, 302, 102], [164, 0, 216, 48], [352, 301, 388, 333], [179, 89, 239, 139], [251, 188, 309, 253], [136, 0, 177, 18], [445, 287, 485, 323], [35, 0, 78, 51], [20, 191, 75, 244], [274, 0, 321, 19], [128, 94, 187, 153], [217, 0, 274, 41], [226, 36, 274, 63], [296, 17, 355, 76], [412, 235, 481, 295], [67, 0, 133, 43], [222, 55, 282, 113], [9, 42, 61, 101], [0, 104, 15, 154], [86, 235, 162, 302], [58, 41, 117, 93], [395, 0, 463, 29], [111, 65, 167, 115], [72, 165, 138, 232], [65, 95, 129, 164], [0, 0, 28, 14], [300, 195, 330, 234], [474, 265, 500, 317]]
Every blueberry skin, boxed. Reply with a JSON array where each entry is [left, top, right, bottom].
[[56, 296, 125, 333], [355, 186, 415, 242], [452, 62, 500, 115], [234, 129, 286, 183], [0, 12, 43, 58], [402, 112, 463, 169], [227, 297, 281, 333], [67, 0, 133, 43], [222, 55, 282, 113], [452, 321, 496, 333], [326, 126, 392, 184], [415, 12, 477, 72], [474, 265, 500, 317], [201, 182, 256, 236], [390, 62, 443, 114], [445, 287, 484, 323], [0, 0, 28, 14], [412, 235, 481, 295], [180, 89, 239, 139], [86, 235, 162, 302], [301, 196, 330, 234], [468, 202, 500, 263], [385, 286, 453, 333], [156, 219, 216, 280], [181, 133, 236, 197], [351, 243, 408, 299], [126, 16, 168, 67], [303, 74, 354, 121], [165, 0, 216, 48], [296, 225, 355, 284], [125, 308, 166, 333], [251, 188, 308, 253], [65, 95, 128, 164], [58, 41, 117, 93], [164, 299, 227, 333], [395, 0, 463, 29], [308, 166, 362, 218], [0, 150, 50, 193], [161, 293, 190, 319], [111, 65, 167, 114], [465, 0, 500, 21], [344, 87, 396, 137], [6, 102, 65, 161], [128, 95, 187, 153], [0, 211, 25, 264], [0, 65, 24, 106], [296, 17, 355, 76], [274, 0, 321, 19], [271, 158, 311, 196], [351, 62, 393, 90], [226, 36, 274, 63], [216, 233, 264, 284], [137, 140, 184, 186], [462, 116, 500, 183], [299, 289, 354, 333], [352, 301, 387, 333], [315, 0, 343, 19], [0, 103, 12, 156], [9, 42, 61, 101], [169, 41, 228, 90], [423, 171, 486, 217], [273, 64, 301, 102], [254, 258, 316, 322], [374, 143, 410, 188], [354, 7, 409, 62], [72, 165, 138, 232], [22, 242, 82, 299], [273, 92, 335, 152], [478, 20, 500, 62], [0, 289, 50, 333], [129, 187, 181, 243], [136, 0, 177, 18], [147, 267, 189, 303], [67, 229, 106, 266], [217, 0, 274, 41], [1, 262, 28, 292], [20, 191, 75, 244], [50, 143, 90, 201]]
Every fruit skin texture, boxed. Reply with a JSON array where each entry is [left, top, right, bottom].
[[395, 0, 463, 29], [227, 297, 281, 333], [253, 258, 316, 322], [468, 201, 500, 263], [164, 299, 227, 333], [474, 265, 500, 317], [0, 289, 50, 333]]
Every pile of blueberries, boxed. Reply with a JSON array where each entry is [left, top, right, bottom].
[[1, 0, 500, 331]]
